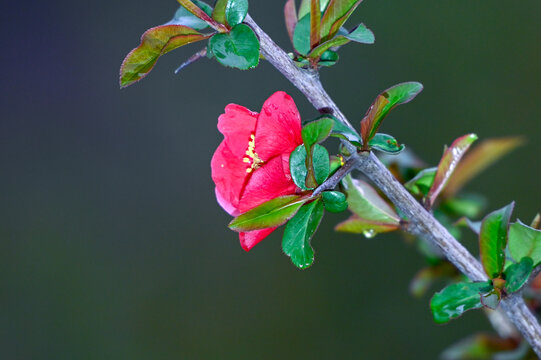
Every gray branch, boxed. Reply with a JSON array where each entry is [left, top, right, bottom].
[[245, 14, 541, 356]]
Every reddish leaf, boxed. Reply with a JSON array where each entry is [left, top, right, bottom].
[[443, 136, 525, 197], [320, 0, 363, 42], [531, 213, 541, 230], [310, 0, 321, 49], [176, 0, 228, 32], [120, 25, 210, 88], [360, 95, 389, 146], [284, 0, 298, 44], [425, 134, 478, 209]]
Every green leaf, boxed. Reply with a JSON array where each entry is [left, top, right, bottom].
[[293, 14, 311, 55], [212, 0, 228, 24], [329, 117, 362, 146], [282, 199, 325, 269], [169, 0, 214, 30], [441, 193, 486, 219], [322, 191, 348, 213], [120, 25, 211, 88], [335, 175, 400, 236], [368, 133, 405, 154], [312, 144, 331, 185], [508, 221, 541, 266], [299, 0, 330, 18], [225, 0, 248, 26], [318, 50, 339, 66], [479, 202, 515, 279], [409, 261, 458, 298], [320, 0, 363, 42], [504, 256, 534, 293], [290, 145, 309, 190], [404, 167, 436, 197], [430, 281, 493, 324], [229, 195, 309, 231], [426, 134, 478, 209], [302, 117, 334, 148], [360, 82, 423, 145], [308, 23, 374, 59], [208, 24, 260, 69], [443, 136, 525, 197]]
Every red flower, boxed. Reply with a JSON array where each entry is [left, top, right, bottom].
[[211, 91, 303, 251]]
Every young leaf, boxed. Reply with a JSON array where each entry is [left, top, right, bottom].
[[318, 50, 339, 66], [368, 133, 405, 154], [168, 0, 214, 30], [322, 191, 348, 213], [508, 220, 541, 266], [404, 167, 437, 197], [328, 117, 362, 146], [308, 23, 374, 59], [480, 288, 501, 310], [531, 213, 541, 229], [225, 0, 248, 26], [430, 281, 493, 324], [310, 0, 322, 49], [504, 256, 534, 293], [120, 25, 211, 88], [176, 0, 228, 32], [284, 0, 298, 44], [479, 202, 515, 279], [229, 195, 309, 232], [320, 0, 363, 42], [360, 82, 423, 145], [208, 24, 260, 69], [443, 136, 525, 197], [426, 134, 478, 209], [335, 175, 400, 236], [212, 0, 228, 24], [282, 199, 325, 269]]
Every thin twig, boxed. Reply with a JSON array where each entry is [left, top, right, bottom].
[[244, 14, 541, 356]]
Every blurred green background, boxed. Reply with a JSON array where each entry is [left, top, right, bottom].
[[1, 0, 540, 359]]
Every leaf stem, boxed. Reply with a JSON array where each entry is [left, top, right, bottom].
[[244, 14, 541, 356]]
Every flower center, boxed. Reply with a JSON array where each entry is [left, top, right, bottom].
[[243, 134, 264, 173]]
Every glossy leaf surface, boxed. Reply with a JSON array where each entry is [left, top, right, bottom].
[[368, 133, 405, 154], [312, 144, 331, 185], [479, 202, 514, 279], [430, 281, 493, 324], [508, 221, 541, 266], [176, 0, 227, 31], [360, 82, 423, 145], [302, 117, 334, 148], [329, 117, 362, 145], [169, 0, 214, 30], [225, 0, 248, 26], [290, 144, 330, 189], [308, 23, 374, 59], [322, 191, 348, 213], [443, 136, 524, 197], [320, 0, 363, 41], [293, 14, 311, 55], [290, 145, 309, 190], [504, 256, 534, 293], [120, 25, 210, 88], [404, 167, 436, 197], [208, 24, 260, 69], [426, 134, 478, 208], [229, 195, 309, 231], [282, 199, 325, 269]]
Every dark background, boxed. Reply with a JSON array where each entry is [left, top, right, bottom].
[[1, 1, 540, 359]]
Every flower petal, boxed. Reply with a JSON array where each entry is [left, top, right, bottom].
[[211, 141, 247, 215], [240, 227, 277, 251], [238, 154, 297, 213], [218, 104, 258, 156], [254, 91, 303, 161]]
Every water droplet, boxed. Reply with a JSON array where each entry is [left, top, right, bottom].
[[363, 229, 376, 239]]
